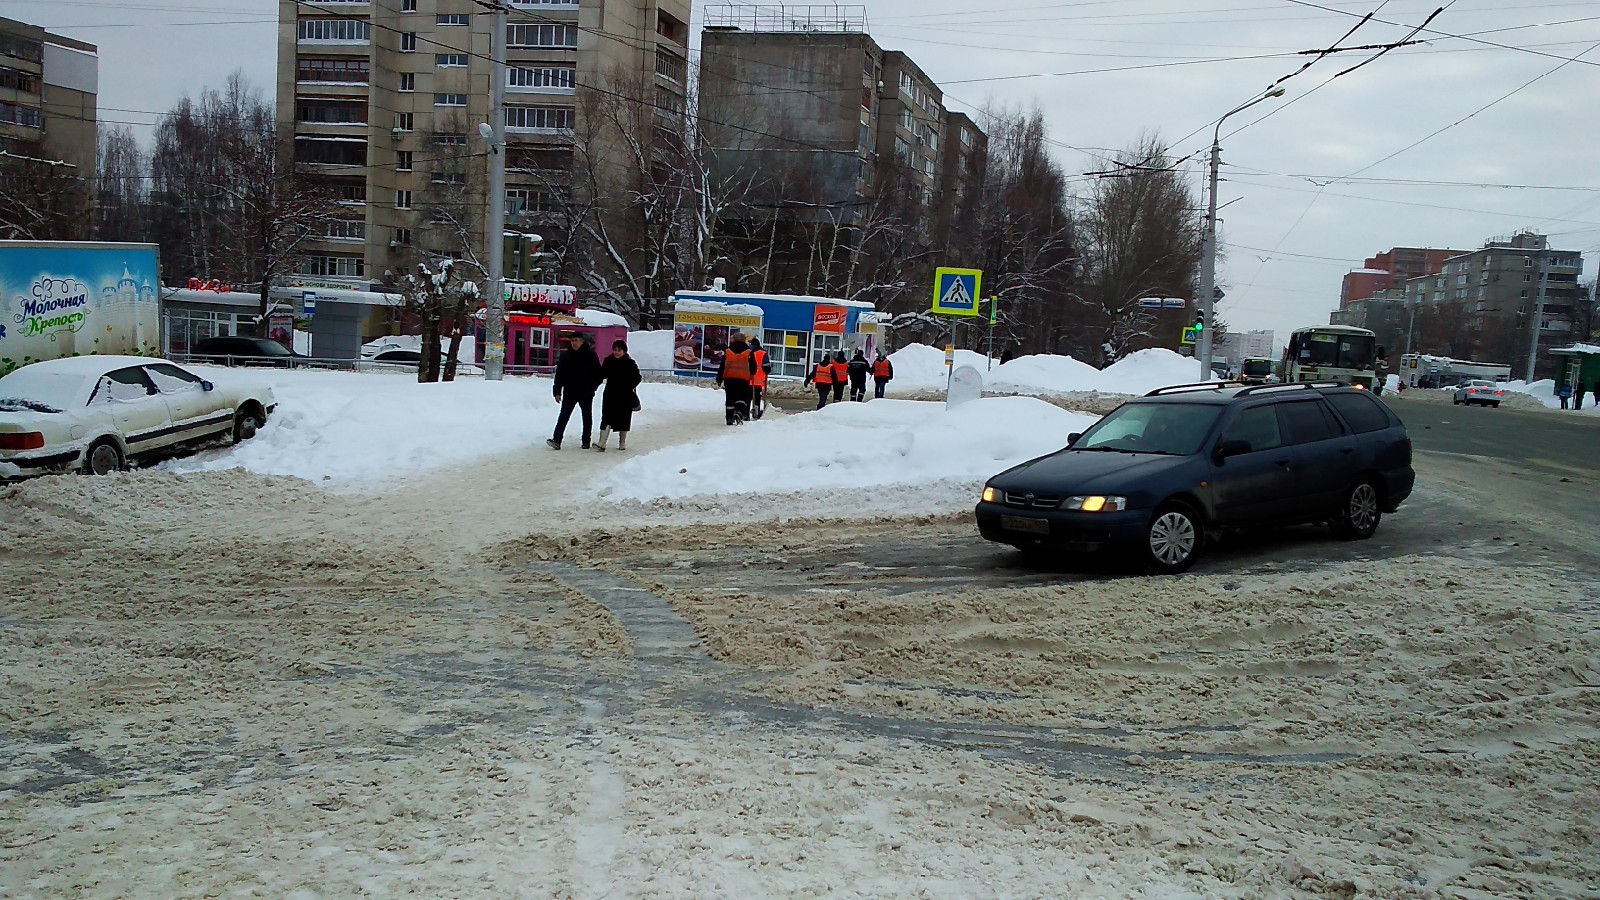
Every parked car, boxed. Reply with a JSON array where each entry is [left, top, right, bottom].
[[0, 356, 275, 479], [975, 381, 1414, 574], [190, 336, 303, 367], [1452, 379, 1505, 408], [371, 349, 423, 367]]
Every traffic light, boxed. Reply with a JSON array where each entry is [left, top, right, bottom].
[[1194, 314, 1205, 334]]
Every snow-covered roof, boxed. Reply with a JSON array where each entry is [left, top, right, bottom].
[[1349, 268, 1390, 275], [673, 298, 764, 317], [672, 290, 876, 310], [1551, 343, 1600, 356], [4, 354, 158, 376], [577, 308, 629, 328]]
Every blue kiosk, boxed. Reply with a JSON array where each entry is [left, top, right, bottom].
[[670, 287, 878, 380]]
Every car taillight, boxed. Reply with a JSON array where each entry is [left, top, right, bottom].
[[0, 431, 45, 451]]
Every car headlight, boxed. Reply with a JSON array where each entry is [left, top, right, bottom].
[[981, 485, 998, 503], [1065, 495, 1127, 512]]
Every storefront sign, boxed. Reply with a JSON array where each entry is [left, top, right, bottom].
[[186, 278, 234, 293], [505, 282, 577, 310], [676, 310, 761, 329], [813, 305, 848, 334]]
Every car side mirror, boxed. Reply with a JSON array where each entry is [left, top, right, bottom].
[[1215, 439, 1251, 460], [201, 380, 215, 392], [1066, 432, 1082, 446]]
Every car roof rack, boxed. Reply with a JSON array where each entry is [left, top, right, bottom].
[[1234, 380, 1347, 397], [1143, 380, 1244, 397]]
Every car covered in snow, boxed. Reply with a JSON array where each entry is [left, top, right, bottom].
[[0, 356, 275, 479], [1452, 379, 1505, 407], [976, 381, 1414, 573]]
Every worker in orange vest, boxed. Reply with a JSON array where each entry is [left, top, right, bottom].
[[830, 351, 849, 404], [803, 352, 834, 409], [872, 352, 894, 399], [716, 331, 758, 425], [749, 337, 772, 420]]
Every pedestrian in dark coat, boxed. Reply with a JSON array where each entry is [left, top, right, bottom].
[[847, 349, 871, 402], [1592, 380, 1599, 408], [594, 340, 642, 451], [1577, 380, 1587, 411], [548, 332, 602, 449]]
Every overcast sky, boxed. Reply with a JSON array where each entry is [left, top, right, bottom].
[[11, 0, 1600, 341]]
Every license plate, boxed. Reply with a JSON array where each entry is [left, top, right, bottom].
[[1001, 514, 1049, 535]]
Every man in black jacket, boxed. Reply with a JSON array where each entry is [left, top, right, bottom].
[[548, 332, 602, 449], [847, 349, 871, 402]]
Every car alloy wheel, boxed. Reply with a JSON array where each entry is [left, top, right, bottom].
[[1335, 481, 1381, 540], [234, 411, 262, 444], [85, 440, 123, 476], [1145, 506, 1199, 573]]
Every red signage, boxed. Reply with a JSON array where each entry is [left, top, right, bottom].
[[813, 305, 848, 334], [186, 278, 233, 293]]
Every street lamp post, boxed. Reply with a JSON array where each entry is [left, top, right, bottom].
[[479, 1, 509, 381], [1196, 87, 1284, 380]]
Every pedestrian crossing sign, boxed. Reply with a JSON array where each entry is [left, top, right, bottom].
[[932, 267, 983, 317]]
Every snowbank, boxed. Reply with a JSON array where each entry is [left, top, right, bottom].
[[887, 344, 1209, 396], [628, 329, 674, 372], [1503, 378, 1600, 414], [162, 367, 724, 483], [577, 308, 629, 328], [595, 397, 1096, 502]]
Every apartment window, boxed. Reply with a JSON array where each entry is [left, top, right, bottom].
[[653, 86, 684, 115], [296, 98, 367, 124], [1523, 272, 1532, 282], [508, 65, 575, 90], [861, 85, 874, 111], [436, 53, 468, 67], [1524, 256, 1534, 267], [858, 123, 871, 150], [507, 145, 572, 173], [924, 126, 938, 152], [507, 24, 577, 48], [436, 14, 469, 25], [323, 219, 366, 241], [1455, 274, 1466, 286], [0, 66, 39, 93], [434, 93, 467, 106], [400, 32, 417, 52], [506, 188, 562, 214], [297, 57, 370, 83], [504, 105, 574, 131], [960, 128, 974, 148], [899, 109, 913, 131], [899, 71, 914, 95], [328, 182, 366, 203], [0, 32, 43, 63], [0, 101, 42, 128], [655, 50, 686, 83], [297, 255, 365, 278], [434, 133, 467, 146], [394, 112, 414, 131], [402, 0, 417, 9], [893, 136, 910, 161], [396, 189, 413, 209], [394, 227, 413, 246], [398, 72, 415, 91], [397, 150, 413, 171], [297, 18, 372, 42], [1520, 289, 1529, 299], [432, 172, 466, 185], [293, 136, 367, 166]]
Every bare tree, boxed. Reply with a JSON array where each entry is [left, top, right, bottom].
[[95, 124, 147, 242], [0, 150, 90, 240], [1076, 136, 1202, 361]]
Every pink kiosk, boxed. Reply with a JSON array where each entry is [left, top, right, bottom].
[[473, 284, 629, 374]]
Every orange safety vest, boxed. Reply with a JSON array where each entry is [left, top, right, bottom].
[[811, 362, 834, 385], [723, 348, 754, 383], [873, 359, 892, 378], [831, 360, 849, 382], [752, 349, 769, 388]]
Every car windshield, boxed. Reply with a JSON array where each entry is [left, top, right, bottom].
[[1298, 332, 1375, 370], [1075, 402, 1223, 455], [0, 369, 89, 411]]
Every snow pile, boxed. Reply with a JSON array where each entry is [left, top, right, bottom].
[[163, 367, 724, 483], [888, 344, 1209, 396], [577, 308, 629, 328], [595, 397, 1096, 502], [628, 329, 674, 372], [1502, 378, 1600, 414]]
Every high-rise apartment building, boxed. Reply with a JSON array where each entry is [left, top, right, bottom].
[[0, 16, 98, 233], [698, 7, 985, 299], [1398, 231, 1584, 378], [277, 0, 689, 297], [1339, 247, 1461, 308]]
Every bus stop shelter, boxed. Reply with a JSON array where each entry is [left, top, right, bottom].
[[1549, 343, 1600, 391]]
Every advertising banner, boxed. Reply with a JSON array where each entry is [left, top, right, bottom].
[[813, 305, 848, 334], [673, 306, 762, 375], [0, 242, 162, 375]]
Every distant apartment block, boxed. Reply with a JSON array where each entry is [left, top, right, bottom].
[[1340, 247, 1462, 307], [277, 0, 690, 293], [0, 16, 98, 214]]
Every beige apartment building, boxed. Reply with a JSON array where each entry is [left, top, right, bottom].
[[0, 16, 98, 233], [277, 0, 690, 293]]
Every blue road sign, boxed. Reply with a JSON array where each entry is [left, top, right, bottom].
[[302, 290, 317, 318], [932, 267, 982, 317]]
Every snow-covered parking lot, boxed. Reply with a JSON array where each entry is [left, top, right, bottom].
[[3, 357, 1597, 897]]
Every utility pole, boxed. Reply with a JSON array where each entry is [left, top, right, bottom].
[[1196, 87, 1284, 380], [1523, 245, 1550, 383], [480, 0, 509, 381]]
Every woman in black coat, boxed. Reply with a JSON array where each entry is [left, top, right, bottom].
[[595, 339, 642, 451]]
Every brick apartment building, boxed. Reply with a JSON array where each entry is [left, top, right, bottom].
[[0, 16, 98, 232]]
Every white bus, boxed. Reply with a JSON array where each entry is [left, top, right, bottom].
[[1283, 325, 1379, 389], [1398, 353, 1511, 387]]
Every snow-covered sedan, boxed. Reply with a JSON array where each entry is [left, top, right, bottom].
[[0, 356, 275, 479]]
